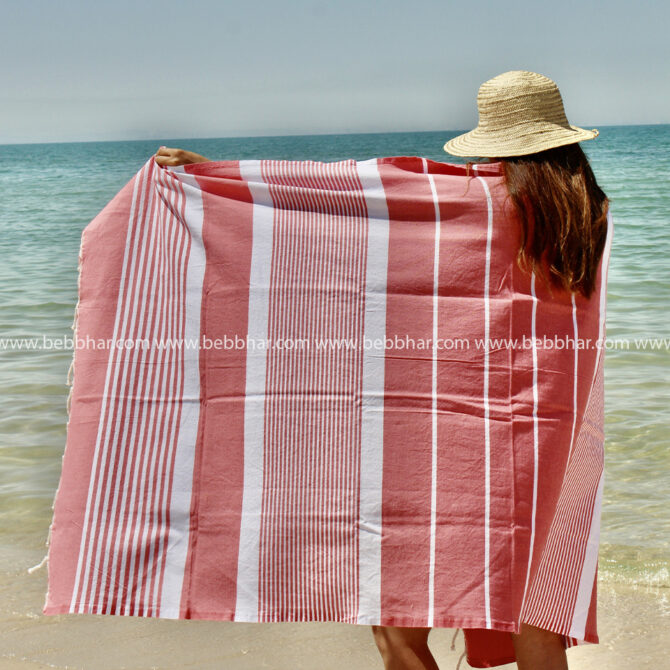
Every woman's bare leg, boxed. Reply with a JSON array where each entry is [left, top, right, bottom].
[[371, 626, 440, 670], [511, 623, 569, 670]]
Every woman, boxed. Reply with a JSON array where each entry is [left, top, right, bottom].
[[154, 71, 609, 670]]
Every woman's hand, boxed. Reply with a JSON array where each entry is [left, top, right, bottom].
[[154, 146, 212, 167]]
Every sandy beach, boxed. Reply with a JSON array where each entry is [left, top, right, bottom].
[[1, 544, 667, 670]]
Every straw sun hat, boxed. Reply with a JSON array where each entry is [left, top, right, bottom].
[[443, 70, 599, 158]]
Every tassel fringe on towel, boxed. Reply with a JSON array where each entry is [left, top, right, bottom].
[[27, 233, 85, 578]]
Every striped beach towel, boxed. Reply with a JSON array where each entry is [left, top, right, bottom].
[[41, 155, 612, 668]]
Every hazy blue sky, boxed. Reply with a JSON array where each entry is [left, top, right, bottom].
[[1, 0, 668, 144]]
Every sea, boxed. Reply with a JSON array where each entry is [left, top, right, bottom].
[[0, 126, 668, 613]]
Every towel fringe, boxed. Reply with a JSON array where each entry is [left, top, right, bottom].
[[28, 231, 86, 585], [455, 649, 467, 670], [64, 240, 83, 416], [450, 627, 460, 651], [27, 554, 48, 574]]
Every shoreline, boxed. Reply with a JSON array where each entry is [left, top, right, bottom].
[[2, 546, 668, 669]]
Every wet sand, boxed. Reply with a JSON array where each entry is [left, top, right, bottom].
[[2, 545, 668, 669]]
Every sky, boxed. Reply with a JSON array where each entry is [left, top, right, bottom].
[[0, 0, 668, 144]]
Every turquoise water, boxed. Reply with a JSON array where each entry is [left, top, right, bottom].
[[0, 127, 668, 590]]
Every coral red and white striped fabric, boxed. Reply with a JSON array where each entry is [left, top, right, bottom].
[[44, 155, 613, 668]]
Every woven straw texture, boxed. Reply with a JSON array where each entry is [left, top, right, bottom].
[[444, 70, 598, 157]]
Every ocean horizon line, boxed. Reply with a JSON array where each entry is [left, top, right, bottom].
[[2, 122, 669, 148]]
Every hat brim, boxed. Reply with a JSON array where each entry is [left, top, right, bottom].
[[443, 124, 599, 158]]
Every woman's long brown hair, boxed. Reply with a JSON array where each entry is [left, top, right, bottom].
[[499, 143, 609, 299]]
